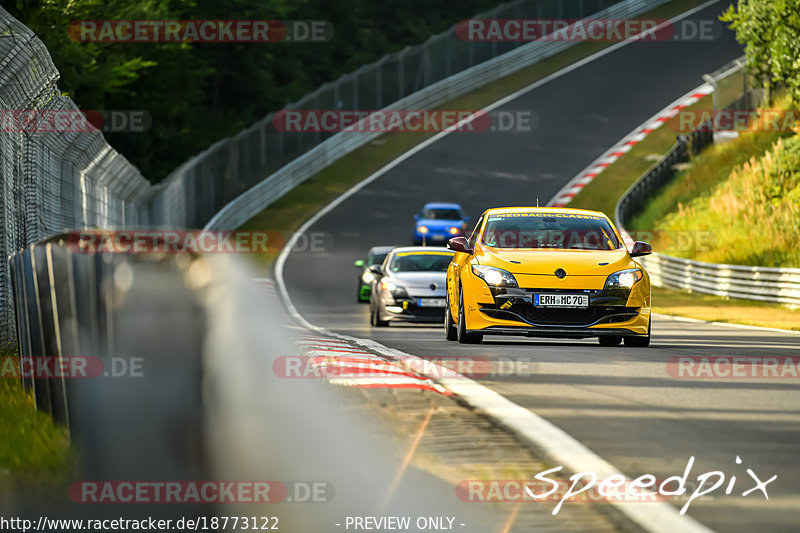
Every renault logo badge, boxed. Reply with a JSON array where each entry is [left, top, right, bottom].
[[555, 268, 567, 279]]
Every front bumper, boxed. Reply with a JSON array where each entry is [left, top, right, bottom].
[[462, 285, 650, 337], [377, 293, 447, 323]]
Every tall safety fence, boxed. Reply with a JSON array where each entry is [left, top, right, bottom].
[[615, 61, 800, 306], [175, 0, 670, 231], [0, 9, 153, 348]]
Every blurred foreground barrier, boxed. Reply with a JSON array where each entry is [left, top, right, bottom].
[[0, 8, 152, 349], [614, 67, 800, 305], [637, 254, 800, 305]]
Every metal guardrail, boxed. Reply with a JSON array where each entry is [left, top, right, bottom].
[[0, 0, 669, 348], [203, 0, 671, 231], [614, 74, 800, 306], [7, 234, 206, 429]]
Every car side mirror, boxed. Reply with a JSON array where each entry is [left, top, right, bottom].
[[354, 259, 365, 268], [413, 214, 420, 221], [447, 237, 473, 254], [368, 265, 384, 276], [630, 241, 652, 257]]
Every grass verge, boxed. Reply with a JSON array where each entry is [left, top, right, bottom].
[[239, 0, 713, 270], [0, 354, 74, 484], [653, 287, 800, 331]]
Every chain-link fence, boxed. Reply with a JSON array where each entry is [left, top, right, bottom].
[[0, 9, 153, 349], [612, 60, 791, 303]]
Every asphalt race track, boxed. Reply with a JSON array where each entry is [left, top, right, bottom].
[[282, 2, 800, 531]]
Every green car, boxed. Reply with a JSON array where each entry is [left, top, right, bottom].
[[354, 246, 394, 302]]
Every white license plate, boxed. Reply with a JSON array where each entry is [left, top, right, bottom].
[[418, 298, 446, 307], [533, 294, 589, 308]]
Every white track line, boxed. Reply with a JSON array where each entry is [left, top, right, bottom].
[[274, 2, 726, 532], [654, 313, 800, 336]]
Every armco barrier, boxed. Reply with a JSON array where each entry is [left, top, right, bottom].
[[615, 84, 800, 306]]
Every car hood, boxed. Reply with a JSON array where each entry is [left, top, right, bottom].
[[388, 271, 447, 287], [417, 219, 462, 230], [477, 247, 635, 277]]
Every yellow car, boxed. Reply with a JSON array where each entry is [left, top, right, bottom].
[[444, 207, 652, 347]]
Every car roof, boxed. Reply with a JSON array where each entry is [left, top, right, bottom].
[[368, 245, 397, 254], [482, 206, 609, 218], [388, 246, 454, 255], [422, 202, 462, 210]]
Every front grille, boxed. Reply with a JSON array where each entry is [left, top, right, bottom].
[[481, 305, 637, 326]]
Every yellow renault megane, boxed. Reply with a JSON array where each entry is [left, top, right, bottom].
[[444, 207, 652, 347]]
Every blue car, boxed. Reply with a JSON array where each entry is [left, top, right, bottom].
[[413, 202, 469, 246]]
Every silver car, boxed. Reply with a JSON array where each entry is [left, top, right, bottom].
[[368, 246, 454, 326]]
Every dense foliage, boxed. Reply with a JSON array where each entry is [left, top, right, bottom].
[[9, 0, 503, 181], [646, 102, 800, 267]]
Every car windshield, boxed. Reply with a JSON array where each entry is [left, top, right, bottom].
[[422, 208, 461, 220], [481, 213, 621, 250], [388, 252, 453, 272], [368, 251, 389, 265]]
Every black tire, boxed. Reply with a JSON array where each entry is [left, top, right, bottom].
[[444, 291, 457, 341], [624, 320, 651, 347], [598, 336, 622, 347], [370, 300, 389, 327], [456, 287, 482, 344]]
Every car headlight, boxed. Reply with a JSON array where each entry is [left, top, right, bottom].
[[471, 265, 518, 287], [381, 279, 409, 298], [362, 271, 375, 284], [448, 227, 459, 235], [604, 268, 643, 290], [418, 226, 429, 234]]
